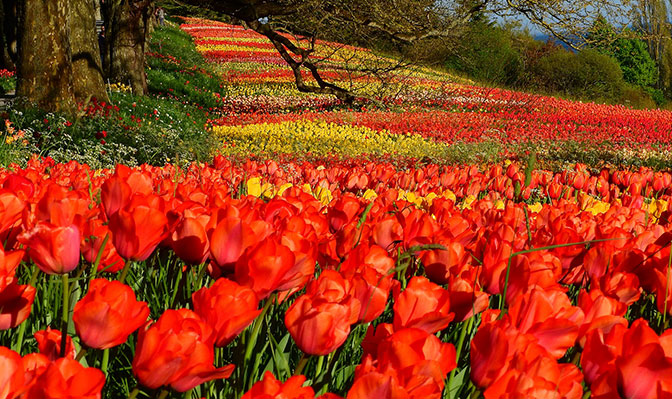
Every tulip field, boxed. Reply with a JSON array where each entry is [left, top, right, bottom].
[[4, 17, 672, 399]]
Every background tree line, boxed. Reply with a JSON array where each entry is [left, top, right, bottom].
[[428, 1, 672, 107], [1, 0, 664, 112]]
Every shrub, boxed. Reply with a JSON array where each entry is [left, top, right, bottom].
[[445, 23, 523, 86], [532, 48, 625, 102], [619, 85, 657, 109]]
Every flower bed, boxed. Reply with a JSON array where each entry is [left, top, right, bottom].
[[1, 157, 672, 397]]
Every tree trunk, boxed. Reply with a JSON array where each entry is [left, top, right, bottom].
[[71, 0, 108, 103], [0, 0, 17, 70], [104, 0, 151, 95], [16, 0, 76, 113]]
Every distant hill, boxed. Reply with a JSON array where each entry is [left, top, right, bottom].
[[533, 34, 575, 50]]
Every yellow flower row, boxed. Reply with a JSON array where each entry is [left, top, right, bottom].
[[213, 120, 451, 158], [197, 44, 278, 54]]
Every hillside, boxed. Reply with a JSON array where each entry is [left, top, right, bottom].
[[180, 18, 672, 170]]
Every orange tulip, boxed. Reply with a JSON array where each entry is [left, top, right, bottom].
[[132, 309, 234, 392], [192, 277, 261, 347], [73, 279, 149, 349], [18, 222, 80, 274]]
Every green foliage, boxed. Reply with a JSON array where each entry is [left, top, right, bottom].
[[445, 22, 522, 86], [589, 19, 659, 89], [0, 76, 14, 95], [645, 86, 667, 106], [159, 0, 235, 23], [3, 23, 218, 168], [0, 119, 32, 167], [147, 23, 229, 110], [619, 85, 658, 109], [606, 37, 658, 87], [532, 48, 625, 101], [7, 93, 214, 168]]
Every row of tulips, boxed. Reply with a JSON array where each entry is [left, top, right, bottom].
[[179, 18, 672, 168], [2, 157, 672, 397]]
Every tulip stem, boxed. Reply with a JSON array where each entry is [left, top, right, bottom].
[[101, 348, 110, 375], [127, 387, 140, 399], [119, 260, 132, 284], [61, 273, 70, 358], [446, 316, 474, 399], [90, 233, 109, 281], [314, 355, 324, 377], [13, 266, 40, 354], [241, 294, 275, 393], [243, 295, 274, 367], [664, 243, 672, 330], [294, 353, 310, 376], [75, 347, 88, 362]]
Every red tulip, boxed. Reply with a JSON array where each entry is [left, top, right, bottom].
[[507, 287, 584, 358], [22, 357, 105, 399], [355, 327, 456, 398], [241, 371, 315, 399], [0, 191, 24, 247], [18, 222, 80, 274], [348, 370, 410, 399], [420, 241, 469, 285], [101, 174, 131, 219], [235, 237, 297, 299], [0, 346, 25, 399], [285, 270, 359, 356], [80, 218, 124, 273], [582, 319, 672, 398], [209, 216, 264, 276], [393, 276, 454, 334], [0, 246, 34, 331], [73, 279, 149, 349], [34, 328, 75, 360], [108, 195, 168, 261], [170, 213, 210, 265], [132, 309, 234, 392], [192, 277, 261, 347]]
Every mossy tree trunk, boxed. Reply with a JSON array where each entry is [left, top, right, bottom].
[[71, 0, 109, 103], [15, 0, 108, 112], [0, 0, 17, 70], [16, 0, 77, 112], [103, 0, 153, 95]]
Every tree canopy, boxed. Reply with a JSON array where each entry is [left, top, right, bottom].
[[176, 0, 639, 102]]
